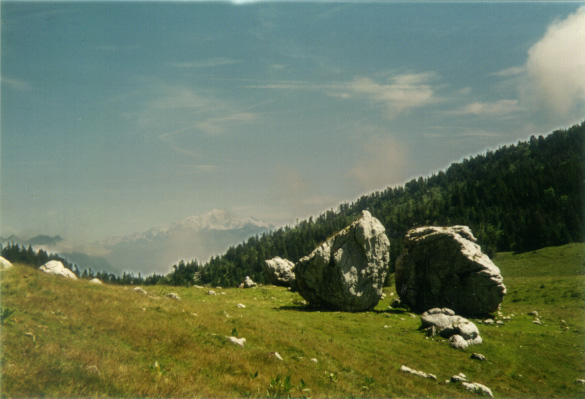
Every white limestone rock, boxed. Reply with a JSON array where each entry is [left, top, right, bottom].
[[165, 293, 181, 301], [133, 287, 148, 295], [396, 226, 506, 315], [89, 278, 103, 285], [293, 211, 390, 312], [39, 260, 77, 279], [462, 382, 494, 397], [400, 365, 437, 380], [264, 256, 296, 287], [227, 336, 246, 347], [242, 276, 257, 288], [421, 308, 482, 349], [0, 256, 14, 270]]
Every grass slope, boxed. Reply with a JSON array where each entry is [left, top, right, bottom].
[[1, 243, 584, 398]]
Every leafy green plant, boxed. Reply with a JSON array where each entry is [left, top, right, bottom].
[[361, 376, 375, 391], [1, 307, 15, 325], [267, 374, 293, 398], [249, 371, 258, 380]]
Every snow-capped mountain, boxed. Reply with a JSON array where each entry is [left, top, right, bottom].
[[100, 209, 274, 274]]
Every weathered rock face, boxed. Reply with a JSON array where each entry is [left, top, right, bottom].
[[395, 226, 506, 315], [421, 308, 482, 349], [0, 256, 14, 270], [293, 210, 390, 311], [263, 257, 296, 287], [39, 260, 78, 280]]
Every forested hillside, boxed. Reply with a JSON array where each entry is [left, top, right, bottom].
[[182, 123, 585, 287]]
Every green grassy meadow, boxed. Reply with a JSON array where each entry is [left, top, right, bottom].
[[1, 243, 584, 398]]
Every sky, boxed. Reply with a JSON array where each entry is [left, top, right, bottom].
[[1, 1, 585, 243]]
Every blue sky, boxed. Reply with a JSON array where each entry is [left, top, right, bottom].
[[2, 1, 584, 242]]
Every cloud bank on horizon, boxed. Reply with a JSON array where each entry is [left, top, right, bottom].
[[1, 2, 584, 243]]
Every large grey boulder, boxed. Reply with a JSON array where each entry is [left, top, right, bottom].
[[39, 260, 78, 280], [0, 256, 14, 270], [293, 210, 390, 311], [263, 257, 296, 287], [395, 226, 506, 315]]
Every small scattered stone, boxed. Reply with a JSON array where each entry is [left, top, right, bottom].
[[87, 365, 100, 375], [575, 379, 585, 384], [450, 373, 468, 383], [237, 303, 246, 308], [462, 382, 493, 397], [400, 365, 437, 380], [533, 319, 542, 325], [227, 336, 246, 347], [207, 290, 217, 295], [496, 320, 504, 325], [89, 278, 103, 285], [483, 319, 494, 325], [310, 358, 318, 363], [471, 353, 487, 361], [133, 287, 148, 295], [270, 352, 283, 361], [528, 311, 539, 317], [165, 293, 181, 301]]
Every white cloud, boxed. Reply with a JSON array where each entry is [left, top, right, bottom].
[[334, 72, 438, 118], [492, 66, 525, 77], [451, 99, 523, 117], [348, 136, 409, 192], [525, 7, 585, 117], [246, 72, 439, 119], [168, 58, 241, 68]]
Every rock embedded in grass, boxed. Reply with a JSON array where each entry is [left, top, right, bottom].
[[395, 226, 506, 316], [227, 336, 246, 347], [241, 276, 257, 288], [0, 256, 14, 270], [39, 260, 78, 280], [89, 278, 102, 285], [462, 382, 494, 397], [165, 293, 181, 301], [293, 210, 390, 312], [421, 308, 482, 349], [471, 353, 487, 361], [400, 365, 437, 380]]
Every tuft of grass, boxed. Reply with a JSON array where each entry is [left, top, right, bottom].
[[1, 243, 584, 397]]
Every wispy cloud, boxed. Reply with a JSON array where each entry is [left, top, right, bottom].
[[1, 77, 32, 92], [246, 71, 439, 118], [133, 83, 260, 158], [333, 72, 438, 118], [168, 58, 241, 68], [450, 99, 523, 117], [492, 66, 525, 77]]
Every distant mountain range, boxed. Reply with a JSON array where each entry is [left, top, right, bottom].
[[1, 209, 273, 275]]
